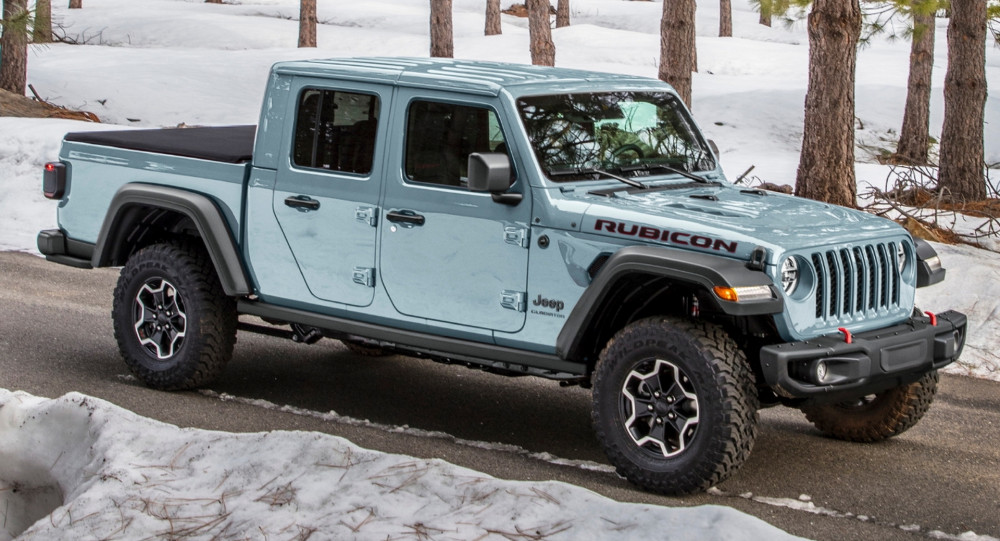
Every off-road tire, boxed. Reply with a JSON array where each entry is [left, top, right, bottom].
[[592, 316, 759, 495], [800, 371, 939, 442], [112, 241, 237, 390]]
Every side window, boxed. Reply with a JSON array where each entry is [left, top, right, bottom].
[[292, 89, 379, 175], [404, 100, 509, 187]]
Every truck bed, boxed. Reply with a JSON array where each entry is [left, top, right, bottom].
[[64, 125, 256, 164]]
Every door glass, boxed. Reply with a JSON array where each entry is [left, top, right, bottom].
[[404, 100, 508, 187], [292, 89, 380, 175]]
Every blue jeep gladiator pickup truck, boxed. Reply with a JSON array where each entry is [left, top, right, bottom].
[[37, 57, 966, 495]]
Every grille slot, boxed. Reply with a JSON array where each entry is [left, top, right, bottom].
[[810, 242, 901, 321]]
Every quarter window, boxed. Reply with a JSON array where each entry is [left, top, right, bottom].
[[293, 89, 379, 175]]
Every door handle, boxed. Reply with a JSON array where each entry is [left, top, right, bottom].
[[386, 210, 425, 227], [285, 195, 320, 211]]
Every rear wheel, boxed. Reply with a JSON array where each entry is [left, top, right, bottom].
[[800, 371, 939, 442], [112, 242, 236, 390], [592, 317, 758, 495]]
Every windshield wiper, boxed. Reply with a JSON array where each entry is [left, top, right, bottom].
[[618, 163, 710, 184], [548, 167, 648, 190]]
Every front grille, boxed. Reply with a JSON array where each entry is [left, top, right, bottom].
[[811, 242, 901, 321]]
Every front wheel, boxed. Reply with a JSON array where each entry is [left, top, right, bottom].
[[800, 371, 939, 442], [112, 242, 237, 390], [592, 317, 759, 495]]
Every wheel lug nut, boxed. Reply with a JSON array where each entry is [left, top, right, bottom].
[[655, 417, 663, 424], [653, 391, 661, 398], [668, 413, 676, 420], [647, 404, 654, 411], [667, 396, 675, 403]]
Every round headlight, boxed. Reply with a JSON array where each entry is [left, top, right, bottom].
[[896, 243, 907, 273], [780, 257, 799, 295]]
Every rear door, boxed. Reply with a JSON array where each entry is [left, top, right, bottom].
[[379, 92, 531, 332], [273, 79, 390, 307]]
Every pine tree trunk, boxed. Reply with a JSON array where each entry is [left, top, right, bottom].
[[938, 0, 987, 200], [430, 0, 454, 58], [0, 0, 29, 95], [297, 0, 316, 47], [32, 0, 52, 43], [556, 0, 570, 28], [720, 0, 733, 37], [896, 11, 935, 165], [658, 0, 696, 107], [794, 0, 861, 208], [528, 0, 555, 66], [68, 0, 81, 8], [485, 0, 502, 35], [759, 0, 772, 27]]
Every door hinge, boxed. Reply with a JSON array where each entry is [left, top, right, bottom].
[[504, 226, 529, 248], [355, 207, 378, 227], [500, 290, 527, 312], [352, 267, 376, 288]]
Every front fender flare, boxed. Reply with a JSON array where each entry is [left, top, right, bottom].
[[556, 246, 782, 360], [93, 183, 251, 296]]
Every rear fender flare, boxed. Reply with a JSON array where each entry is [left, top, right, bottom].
[[93, 183, 251, 296]]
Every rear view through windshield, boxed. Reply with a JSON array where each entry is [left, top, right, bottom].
[[516, 92, 715, 181]]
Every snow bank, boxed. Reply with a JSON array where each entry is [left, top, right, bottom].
[[0, 389, 805, 540]]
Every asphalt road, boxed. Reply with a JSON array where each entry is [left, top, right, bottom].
[[2, 250, 997, 541]]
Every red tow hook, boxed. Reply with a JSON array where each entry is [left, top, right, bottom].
[[925, 311, 938, 326], [837, 327, 853, 344]]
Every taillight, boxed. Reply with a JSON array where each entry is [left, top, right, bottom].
[[43, 162, 67, 199]]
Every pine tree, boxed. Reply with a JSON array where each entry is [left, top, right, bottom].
[[32, 0, 51, 43], [485, 0, 501, 35], [0, 0, 29, 95], [556, 0, 570, 28], [658, 0, 696, 106], [528, 0, 555, 66], [938, 0, 987, 200], [430, 0, 453, 58], [720, 0, 733, 36], [895, 0, 937, 164], [298, 0, 316, 47], [794, 0, 862, 207]]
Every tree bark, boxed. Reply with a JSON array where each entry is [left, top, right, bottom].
[[794, 0, 861, 208], [298, 0, 316, 47], [485, 0, 501, 35], [68, 0, 80, 8], [938, 0, 987, 200], [896, 9, 936, 164], [759, 0, 772, 27], [0, 0, 29, 95], [32, 0, 52, 43], [720, 0, 733, 37], [658, 0, 696, 107], [528, 0, 555, 66], [430, 0, 453, 58], [556, 0, 570, 28]]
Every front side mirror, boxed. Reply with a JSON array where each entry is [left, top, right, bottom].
[[468, 152, 511, 193], [468, 152, 521, 205]]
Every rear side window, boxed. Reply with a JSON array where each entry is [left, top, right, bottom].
[[404, 100, 508, 187], [292, 89, 379, 175]]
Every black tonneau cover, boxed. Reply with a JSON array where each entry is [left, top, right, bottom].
[[64, 125, 256, 164]]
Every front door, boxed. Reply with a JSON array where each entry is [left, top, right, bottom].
[[379, 94, 531, 332], [273, 80, 389, 307]]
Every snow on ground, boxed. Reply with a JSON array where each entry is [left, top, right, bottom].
[[0, 0, 998, 538], [0, 389, 806, 541]]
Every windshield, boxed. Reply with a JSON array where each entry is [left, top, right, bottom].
[[516, 92, 715, 181]]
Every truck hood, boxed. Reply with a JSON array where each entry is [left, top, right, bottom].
[[573, 182, 905, 260]]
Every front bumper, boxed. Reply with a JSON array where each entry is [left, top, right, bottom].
[[760, 311, 966, 402]]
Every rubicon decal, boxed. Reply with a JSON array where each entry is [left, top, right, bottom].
[[593, 219, 738, 253]]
